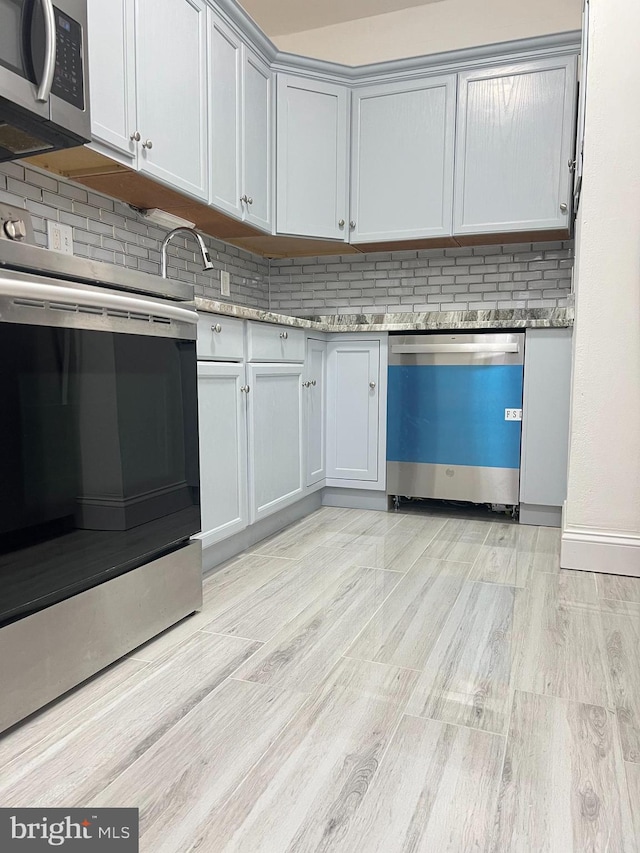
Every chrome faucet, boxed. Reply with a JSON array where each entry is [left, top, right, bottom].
[[161, 227, 215, 278]]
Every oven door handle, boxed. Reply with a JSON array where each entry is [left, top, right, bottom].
[[36, 0, 57, 102]]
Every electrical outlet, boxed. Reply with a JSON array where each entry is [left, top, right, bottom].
[[47, 221, 73, 255], [220, 270, 230, 297]]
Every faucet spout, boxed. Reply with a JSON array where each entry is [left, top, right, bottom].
[[161, 227, 215, 278]]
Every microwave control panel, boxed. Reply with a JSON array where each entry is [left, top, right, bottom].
[[52, 9, 85, 110]]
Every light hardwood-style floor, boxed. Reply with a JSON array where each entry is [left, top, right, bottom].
[[2, 507, 639, 852]]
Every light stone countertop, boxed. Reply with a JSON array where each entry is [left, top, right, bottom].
[[193, 298, 573, 332]]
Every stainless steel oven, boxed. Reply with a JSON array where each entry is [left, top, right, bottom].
[[0, 0, 90, 160], [0, 207, 203, 733]]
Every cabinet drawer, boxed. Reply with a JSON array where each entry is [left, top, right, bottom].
[[246, 322, 305, 362], [197, 315, 245, 361]]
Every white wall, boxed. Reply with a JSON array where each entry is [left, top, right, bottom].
[[562, 0, 640, 571], [274, 0, 582, 65]]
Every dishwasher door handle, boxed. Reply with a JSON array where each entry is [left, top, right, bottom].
[[391, 343, 520, 354]]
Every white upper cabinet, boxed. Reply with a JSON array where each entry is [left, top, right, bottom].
[[276, 74, 349, 240], [135, 0, 209, 200], [86, 0, 137, 164], [350, 75, 456, 243], [209, 11, 242, 219], [454, 56, 578, 235], [242, 49, 272, 232], [209, 12, 272, 231]]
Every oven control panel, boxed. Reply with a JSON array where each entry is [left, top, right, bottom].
[[0, 205, 36, 245], [52, 9, 85, 110]]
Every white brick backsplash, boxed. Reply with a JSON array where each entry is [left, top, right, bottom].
[[269, 240, 573, 315]]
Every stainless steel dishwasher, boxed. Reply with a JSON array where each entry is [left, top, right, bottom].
[[387, 332, 525, 507]]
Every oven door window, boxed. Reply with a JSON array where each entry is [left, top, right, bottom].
[[0, 324, 200, 627]]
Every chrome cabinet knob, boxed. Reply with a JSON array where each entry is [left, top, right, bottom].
[[142, 139, 153, 149], [130, 131, 141, 142], [560, 202, 568, 213], [240, 385, 250, 393], [350, 220, 356, 229], [211, 323, 222, 333], [369, 381, 376, 389], [240, 194, 248, 204], [247, 197, 253, 205], [338, 219, 345, 227], [280, 331, 289, 339], [311, 379, 317, 387], [302, 381, 311, 388]]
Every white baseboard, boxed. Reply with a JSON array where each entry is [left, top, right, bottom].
[[561, 522, 640, 576]]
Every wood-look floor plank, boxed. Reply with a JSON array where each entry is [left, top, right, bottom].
[[233, 566, 401, 693], [406, 581, 524, 735], [491, 690, 636, 853], [339, 528, 438, 573], [131, 554, 294, 662], [0, 657, 149, 771], [182, 657, 418, 853], [420, 518, 491, 563], [253, 507, 361, 560], [344, 558, 470, 670], [595, 573, 640, 604], [0, 632, 261, 807], [342, 714, 505, 853], [625, 761, 640, 843], [599, 598, 640, 617], [601, 610, 640, 763], [387, 512, 448, 538], [93, 678, 306, 851], [469, 523, 538, 588], [514, 571, 611, 706], [531, 525, 562, 574], [202, 546, 361, 642]]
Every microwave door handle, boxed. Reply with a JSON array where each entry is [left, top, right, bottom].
[[36, 0, 56, 102]]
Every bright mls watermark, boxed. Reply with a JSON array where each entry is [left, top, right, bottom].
[[0, 809, 138, 851]]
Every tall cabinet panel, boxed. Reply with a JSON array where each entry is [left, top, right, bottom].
[[276, 74, 349, 240], [209, 11, 242, 219], [454, 56, 577, 235], [326, 340, 380, 482], [304, 338, 327, 487], [247, 364, 305, 522], [242, 49, 272, 232], [350, 75, 456, 243], [87, 0, 137, 164], [135, 0, 209, 200], [197, 362, 248, 548]]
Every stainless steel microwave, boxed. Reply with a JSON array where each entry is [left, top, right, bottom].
[[0, 0, 90, 161]]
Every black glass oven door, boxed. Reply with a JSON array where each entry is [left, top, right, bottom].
[[0, 322, 200, 627]]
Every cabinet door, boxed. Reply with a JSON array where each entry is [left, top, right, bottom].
[[247, 364, 304, 522], [197, 362, 248, 548], [520, 329, 572, 509], [135, 0, 208, 200], [209, 11, 242, 219], [454, 56, 577, 235], [305, 338, 327, 487], [87, 0, 137, 164], [242, 48, 273, 232], [276, 74, 349, 240], [351, 76, 456, 242], [326, 340, 380, 481]]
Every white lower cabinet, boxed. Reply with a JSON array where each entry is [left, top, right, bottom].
[[304, 338, 327, 487], [247, 364, 305, 522], [197, 361, 248, 548], [326, 338, 385, 486]]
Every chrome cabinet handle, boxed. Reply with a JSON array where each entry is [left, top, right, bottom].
[[36, 0, 56, 102], [280, 331, 288, 339], [142, 139, 153, 149], [240, 385, 250, 393], [338, 219, 345, 227], [560, 203, 568, 212], [211, 323, 222, 333], [369, 381, 376, 389], [130, 131, 141, 142]]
